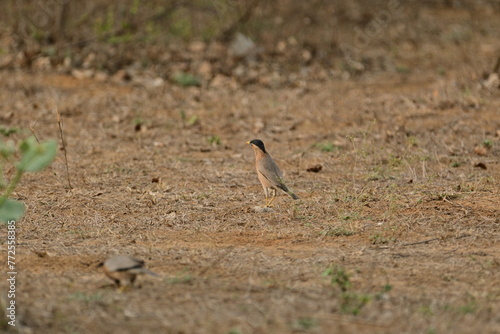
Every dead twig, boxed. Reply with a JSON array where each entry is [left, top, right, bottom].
[[442, 196, 468, 215], [402, 238, 439, 247], [56, 108, 72, 189], [29, 120, 40, 143]]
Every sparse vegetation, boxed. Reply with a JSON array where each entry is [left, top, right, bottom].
[[291, 317, 318, 331], [173, 72, 201, 87], [165, 273, 195, 285], [322, 265, 391, 316], [314, 142, 338, 152], [0, 1, 499, 333], [482, 139, 493, 149], [208, 135, 221, 146], [0, 135, 57, 223]]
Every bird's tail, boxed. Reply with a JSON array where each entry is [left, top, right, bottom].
[[279, 182, 299, 200], [141, 268, 159, 277]]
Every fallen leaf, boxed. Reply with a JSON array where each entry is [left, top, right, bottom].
[[306, 164, 322, 172], [474, 162, 487, 170]]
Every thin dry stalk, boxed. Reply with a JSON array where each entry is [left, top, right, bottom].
[[56, 108, 72, 189], [403, 238, 439, 247], [29, 121, 40, 143]]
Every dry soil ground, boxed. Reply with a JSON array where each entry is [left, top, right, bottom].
[[1, 3, 500, 334]]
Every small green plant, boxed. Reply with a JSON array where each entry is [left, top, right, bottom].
[[68, 292, 103, 304], [168, 9, 193, 40], [0, 126, 19, 137], [340, 212, 359, 221], [179, 110, 199, 127], [388, 154, 403, 167], [208, 135, 221, 146], [314, 142, 337, 152], [443, 300, 477, 314], [323, 265, 391, 316], [435, 193, 459, 200], [291, 317, 318, 331], [375, 283, 393, 300], [133, 117, 146, 129], [165, 273, 194, 285], [396, 65, 410, 73], [179, 110, 186, 122], [227, 329, 242, 334], [0, 135, 57, 223], [187, 115, 199, 126], [321, 226, 355, 237], [369, 232, 396, 244], [322, 265, 351, 292], [369, 233, 386, 244], [173, 72, 201, 87], [458, 301, 477, 314], [340, 292, 371, 315], [418, 304, 434, 316], [482, 139, 493, 149]]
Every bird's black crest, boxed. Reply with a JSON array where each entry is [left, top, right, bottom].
[[249, 139, 266, 153]]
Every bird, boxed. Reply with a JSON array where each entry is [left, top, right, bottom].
[[98, 255, 158, 290], [247, 139, 299, 207]]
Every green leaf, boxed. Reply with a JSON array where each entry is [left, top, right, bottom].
[[187, 115, 199, 126], [0, 140, 15, 159], [17, 137, 58, 172], [0, 126, 19, 137], [173, 72, 200, 87], [0, 199, 25, 223]]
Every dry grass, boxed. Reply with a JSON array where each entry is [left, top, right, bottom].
[[1, 2, 499, 334], [0, 67, 497, 333]]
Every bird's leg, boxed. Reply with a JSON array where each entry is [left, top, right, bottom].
[[263, 188, 270, 207], [266, 189, 276, 207], [117, 285, 128, 293]]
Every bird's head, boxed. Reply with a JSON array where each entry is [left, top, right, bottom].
[[246, 139, 267, 153]]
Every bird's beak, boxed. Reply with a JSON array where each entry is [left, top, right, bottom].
[[246, 141, 251, 144]]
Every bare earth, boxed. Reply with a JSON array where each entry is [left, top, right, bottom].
[[1, 3, 500, 334]]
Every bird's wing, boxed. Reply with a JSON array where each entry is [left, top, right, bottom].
[[257, 155, 288, 190], [105, 255, 145, 272]]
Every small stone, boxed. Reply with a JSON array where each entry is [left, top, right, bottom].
[[276, 40, 286, 53], [473, 145, 488, 156], [230, 33, 257, 59], [94, 71, 109, 82], [188, 41, 207, 53], [71, 69, 94, 79], [302, 50, 312, 62]]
